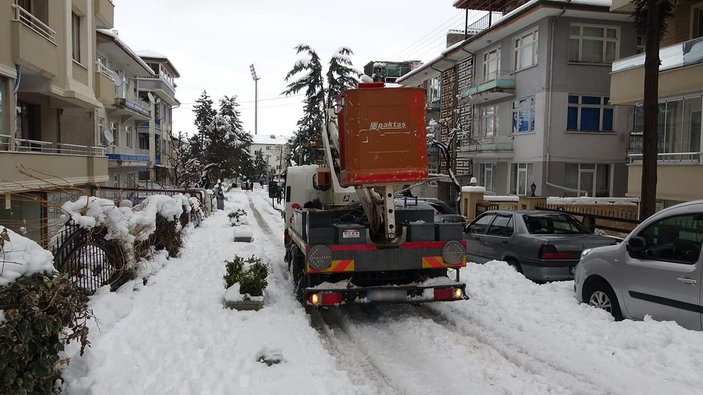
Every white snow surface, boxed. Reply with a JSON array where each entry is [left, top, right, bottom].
[[0, 227, 55, 286], [61, 189, 703, 395], [461, 185, 486, 193]]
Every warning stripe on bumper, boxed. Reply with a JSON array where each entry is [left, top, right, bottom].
[[422, 256, 467, 268], [308, 259, 355, 273]]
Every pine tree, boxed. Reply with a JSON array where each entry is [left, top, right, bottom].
[[326, 47, 359, 108], [282, 44, 326, 165], [193, 91, 217, 134], [219, 95, 253, 174]]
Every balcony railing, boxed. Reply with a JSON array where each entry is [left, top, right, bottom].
[[613, 36, 703, 73], [11, 2, 56, 44], [14, 139, 106, 157], [115, 97, 150, 117], [628, 152, 701, 164], [462, 140, 514, 153], [460, 70, 515, 103]]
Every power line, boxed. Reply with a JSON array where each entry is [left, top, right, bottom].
[[391, 11, 465, 60]]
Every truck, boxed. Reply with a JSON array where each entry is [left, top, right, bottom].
[[283, 82, 468, 307]]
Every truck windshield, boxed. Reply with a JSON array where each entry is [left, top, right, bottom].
[[522, 214, 590, 234]]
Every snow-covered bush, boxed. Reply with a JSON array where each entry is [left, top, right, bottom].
[[0, 227, 91, 394], [223, 255, 268, 299], [227, 208, 248, 226]]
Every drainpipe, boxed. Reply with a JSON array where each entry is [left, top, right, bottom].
[[544, 3, 584, 196]]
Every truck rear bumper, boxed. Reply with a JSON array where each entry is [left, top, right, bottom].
[[304, 279, 468, 307]]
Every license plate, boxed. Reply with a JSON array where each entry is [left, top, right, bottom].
[[366, 289, 407, 302], [569, 266, 575, 275]]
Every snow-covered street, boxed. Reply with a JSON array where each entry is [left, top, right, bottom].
[[62, 188, 703, 395]]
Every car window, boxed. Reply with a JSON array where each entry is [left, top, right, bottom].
[[487, 215, 513, 237], [523, 214, 589, 234], [636, 213, 703, 264], [428, 201, 456, 214], [467, 214, 495, 234]]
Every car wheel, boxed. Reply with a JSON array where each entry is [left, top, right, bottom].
[[585, 281, 623, 321], [505, 258, 523, 273]]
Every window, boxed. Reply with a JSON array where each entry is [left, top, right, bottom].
[[487, 215, 514, 237], [523, 214, 589, 234], [125, 126, 133, 148], [569, 24, 619, 64], [564, 163, 610, 197], [71, 12, 81, 62], [479, 163, 495, 192], [635, 214, 703, 264], [514, 29, 538, 70], [468, 214, 495, 234], [510, 162, 533, 195], [567, 95, 613, 132], [0, 79, 5, 135], [428, 77, 440, 104], [693, 5, 703, 39], [483, 46, 500, 81], [633, 96, 702, 155], [111, 122, 119, 146], [512, 97, 535, 133], [478, 105, 497, 137], [636, 34, 646, 54]]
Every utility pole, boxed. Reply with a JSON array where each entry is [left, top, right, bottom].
[[249, 64, 260, 135]]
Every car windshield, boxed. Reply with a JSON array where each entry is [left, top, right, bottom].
[[522, 214, 590, 234]]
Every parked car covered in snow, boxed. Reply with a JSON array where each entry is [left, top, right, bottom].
[[575, 200, 703, 330], [464, 210, 618, 281]]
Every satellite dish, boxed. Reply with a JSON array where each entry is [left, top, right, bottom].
[[103, 128, 114, 144], [147, 92, 155, 102]]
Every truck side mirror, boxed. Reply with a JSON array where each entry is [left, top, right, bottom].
[[626, 236, 647, 256]]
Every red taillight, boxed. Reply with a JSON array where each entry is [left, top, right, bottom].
[[538, 245, 575, 260], [308, 292, 344, 306], [434, 287, 454, 301]]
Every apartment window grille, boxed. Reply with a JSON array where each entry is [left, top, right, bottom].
[[569, 24, 619, 64], [564, 163, 611, 197], [483, 46, 500, 81], [512, 97, 535, 133], [510, 162, 533, 195], [567, 95, 613, 132], [71, 12, 81, 62], [514, 29, 538, 70], [479, 163, 495, 192], [478, 105, 497, 137]]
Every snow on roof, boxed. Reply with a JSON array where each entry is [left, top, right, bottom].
[[97, 29, 154, 76], [136, 49, 167, 59], [0, 227, 55, 286], [251, 134, 290, 145]]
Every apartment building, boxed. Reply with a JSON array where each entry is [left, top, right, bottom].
[[609, 0, 703, 207], [399, 0, 638, 198], [0, 0, 112, 245], [250, 134, 288, 178], [96, 29, 153, 189], [136, 50, 179, 187]]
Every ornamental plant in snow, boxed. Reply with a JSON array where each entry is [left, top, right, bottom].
[[223, 255, 268, 298], [0, 227, 92, 395], [227, 209, 248, 226]]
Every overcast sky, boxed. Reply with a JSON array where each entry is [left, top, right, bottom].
[[113, 0, 468, 138]]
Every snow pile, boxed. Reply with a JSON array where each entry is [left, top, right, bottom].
[[129, 195, 184, 241], [461, 185, 486, 193], [0, 227, 55, 286], [484, 195, 519, 202], [62, 197, 132, 243]]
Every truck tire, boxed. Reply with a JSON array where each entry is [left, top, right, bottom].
[[291, 247, 305, 303]]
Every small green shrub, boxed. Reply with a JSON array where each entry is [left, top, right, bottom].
[[0, 273, 92, 395], [227, 209, 247, 221], [223, 255, 268, 297]]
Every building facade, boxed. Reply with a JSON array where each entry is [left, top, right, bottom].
[[609, 0, 703, 207], [0, 0, 113, 246], [250, 134, 289, 178], [400, 0, 638, 199]]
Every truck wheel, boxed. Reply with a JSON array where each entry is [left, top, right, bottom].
[[291, 253, 305, 303]]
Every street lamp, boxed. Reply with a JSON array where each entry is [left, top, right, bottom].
[[249, 64, 260, 135]]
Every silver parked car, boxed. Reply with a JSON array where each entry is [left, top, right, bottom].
[[465, 210, 618, 281], [575, 200, 703, 330]]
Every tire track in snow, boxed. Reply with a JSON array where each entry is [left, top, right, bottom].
[[418, 304, 613, 395]]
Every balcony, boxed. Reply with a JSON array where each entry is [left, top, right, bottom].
[[115, 97, 151, 119], [94, 0, 114, 29], [138, 76, 177, 106], [96, 70, 116, 105], [627, 133, 701, 164], [460, 138, 514, 159], [610, 36, 703, 105], [0, 139, 108, 193], [11, 3, 58, 77], [459, 71, 515, 105]]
